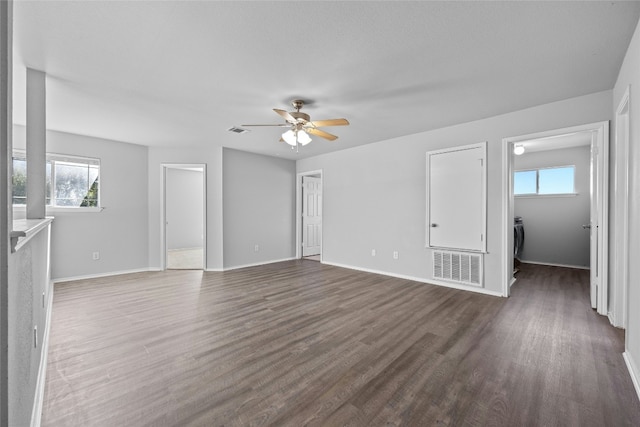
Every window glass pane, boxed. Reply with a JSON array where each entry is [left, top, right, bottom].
[[54, 161, 94, 207], [514, 170, 536, 195], [12, 152, 100, 208], [81, 165, 99, 207], [539, 166, 574, 194], [46, 161, 52, 205], [12, 157, 27, 205]]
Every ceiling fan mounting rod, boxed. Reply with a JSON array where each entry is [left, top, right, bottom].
[[291, 99, 305, 111]]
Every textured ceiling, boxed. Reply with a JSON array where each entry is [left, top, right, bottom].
[[12, 1, 640, 160]]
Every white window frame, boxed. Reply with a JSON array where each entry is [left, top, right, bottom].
[[514, 165, 577, 197], [12, 150, 102, 212]]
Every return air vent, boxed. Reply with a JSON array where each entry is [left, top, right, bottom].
[[432, 250, 483, 287], [227, 126, 250, 134]]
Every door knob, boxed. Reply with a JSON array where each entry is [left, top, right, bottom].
[[582, 224, 591, 229], [431, 223, 438, 228]]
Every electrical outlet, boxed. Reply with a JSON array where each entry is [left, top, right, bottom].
[[393, 251, 399, 260], [371, 249, 376, 256], [92, 252, 100, 260], [254, 244, 259, 252]]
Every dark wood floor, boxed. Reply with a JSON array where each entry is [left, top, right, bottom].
[[42, 261, 640, 426]]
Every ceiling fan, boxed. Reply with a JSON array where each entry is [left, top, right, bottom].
[[242, 100, 349, 149]]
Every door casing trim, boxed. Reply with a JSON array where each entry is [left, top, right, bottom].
[[160, 163, 207, 271], [501, 121, 609, 316], [296, 169, 323, 260]]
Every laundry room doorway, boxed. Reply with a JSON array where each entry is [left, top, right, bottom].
[[502, 122, 609, 316]]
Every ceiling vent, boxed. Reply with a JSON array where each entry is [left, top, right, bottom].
[[227, 126, 250, 134]]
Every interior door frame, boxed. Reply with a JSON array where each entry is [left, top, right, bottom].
[[613, 87, 630, 328], [161, 163, 207, 270], [501, 122, 609, 316], [296, 169, 323, 260]]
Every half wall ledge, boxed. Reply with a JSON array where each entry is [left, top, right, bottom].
[[10, 217, 54, 253]]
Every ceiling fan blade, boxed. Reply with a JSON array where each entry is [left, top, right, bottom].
[[241, 123, 291, 127], [273, 108, 297, 124], [309, 118, 350, 127], [307, 127, 338, 141]]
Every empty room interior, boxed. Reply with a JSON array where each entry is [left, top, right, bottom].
[[3, 1, 640, 426]]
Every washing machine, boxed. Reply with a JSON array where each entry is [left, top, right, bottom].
[[514, 216, 525, 260]]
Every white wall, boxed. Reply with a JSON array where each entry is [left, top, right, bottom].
[[613, 16, 640, 396], [148, 146, 224, 270], [222, 148, 296, 269], [297, 91, 612, 295], [514, 146, 591, 268], [13, 126, 149, 280], [8, 225, 51, 427], [166, 168, 203, 250]]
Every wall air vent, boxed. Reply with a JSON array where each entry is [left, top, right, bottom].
[[432, 250, 483, 287], [227, 126, 250, 134]]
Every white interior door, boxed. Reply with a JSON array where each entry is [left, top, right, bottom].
[[589, 127, 609, 315], [302, 176, 322, 257], [589, 132, 598, 309], [427, 144, 486, 252]]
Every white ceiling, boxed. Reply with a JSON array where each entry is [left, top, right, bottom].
[[12, 1, 640, 160]]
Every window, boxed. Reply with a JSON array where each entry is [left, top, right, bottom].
[[514, 166, 575, 196], [12, 151, 100, 208]]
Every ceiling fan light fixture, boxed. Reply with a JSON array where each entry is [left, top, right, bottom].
[[245, 99, 347, 149], [514, 144, 525, 155], [282, 129, 297, 146], [298, 130, 312, 145]]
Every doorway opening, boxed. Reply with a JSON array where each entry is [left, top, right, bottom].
[[162, 164, 206, 270], [502, 122, 609, 316], [296, 170, 323, 262]]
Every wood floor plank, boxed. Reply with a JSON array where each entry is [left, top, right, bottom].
[[41, 261, 640, 426]]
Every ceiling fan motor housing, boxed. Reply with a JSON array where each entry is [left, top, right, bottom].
[[290, 111, 310, 123]]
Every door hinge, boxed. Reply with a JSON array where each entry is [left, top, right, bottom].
[[480, 234, 483, 242]]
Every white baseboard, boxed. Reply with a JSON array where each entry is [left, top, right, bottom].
[[322, 261, 504, 298], [607, 312, 623, 329], [220, 257, 297, 271], [52, 259, 301, 281], [520, 260, 589, 270], [52, 267, 157, 284], [623, 351, 640, 403], [30, 281, 54, 427]]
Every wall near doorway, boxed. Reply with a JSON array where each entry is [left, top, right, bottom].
[[514, 145, 591, 268], [222, 148, 296, 269]]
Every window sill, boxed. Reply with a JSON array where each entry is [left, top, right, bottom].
[[46, 206, 103, 213], [13, 205, 103, 213], [515, 193, 578, 199]]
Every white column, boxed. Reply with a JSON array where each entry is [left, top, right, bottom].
[[1, 1, 13, 425], [26, 68, 46, 219]]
